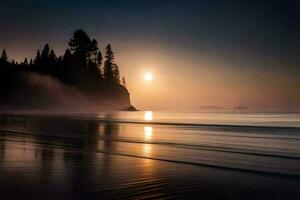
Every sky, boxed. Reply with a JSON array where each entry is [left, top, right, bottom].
[[0, 0, 299, 110]]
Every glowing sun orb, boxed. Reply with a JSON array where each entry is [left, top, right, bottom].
[[144, 111, 153, 121], [144, 72, 153, 81]]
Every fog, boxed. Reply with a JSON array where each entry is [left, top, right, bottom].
[[1, 72, 125, 112]]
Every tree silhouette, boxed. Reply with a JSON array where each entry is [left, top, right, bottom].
[[34, 50, 41, 65], [113, 64, 120, 83], [49, 50, 57, 62], [97, 51, 103, 66], [68, 29, 102, 88], [97, 51, 103, 79], [41, 44, 50, 60], [64, 49, 72, 60], [122, 76, 126, 88], [0, 29, 131, 110], [69, 29, 98, 60], [62, 49, 73, 84], [1, 49, 8, 61], [104, 44, 115, 82], [23, 58, 28, 65], [89, 39, 98, 62]]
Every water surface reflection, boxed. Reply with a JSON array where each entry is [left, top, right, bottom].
[[144, 126, 153, 141], [0, 113, 299, 199]]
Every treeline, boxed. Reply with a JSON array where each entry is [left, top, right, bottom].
[[0, 30, 132, 109], [0, 29, 126, 92]]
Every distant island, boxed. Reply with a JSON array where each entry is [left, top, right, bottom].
[[198, 106, 225, 110], [233, 106, 248, 110], [199, 105, 249, 110], [0, 29, 136, 111]]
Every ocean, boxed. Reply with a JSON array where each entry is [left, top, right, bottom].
[[0, 111, 299, 199]]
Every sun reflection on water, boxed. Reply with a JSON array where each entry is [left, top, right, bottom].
[[143, 112, 153, 157], [143, 144, 152, 157], [144, 126, 153, 140]]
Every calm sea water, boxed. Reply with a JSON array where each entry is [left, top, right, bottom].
[[0, 111, 299, 199]]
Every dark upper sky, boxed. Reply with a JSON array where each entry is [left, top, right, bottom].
[[0, 0, 299, 109], [1, 0, 299, 62]]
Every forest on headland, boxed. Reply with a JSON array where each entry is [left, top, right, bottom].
[[0, 30, 136, 111]]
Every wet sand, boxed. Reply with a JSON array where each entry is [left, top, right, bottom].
[[0, 113, 299, 199]]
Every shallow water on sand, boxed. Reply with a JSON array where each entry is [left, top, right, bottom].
[[0, 111, 299, 199]]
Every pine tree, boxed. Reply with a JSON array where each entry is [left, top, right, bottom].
[[23, 58, 28, 65], [90, 39, 98, 62], [49, 50, 57, 62], [1, 49, 8, 61], [122, 76, 127, 88], [97, 51, 103, 66], [41, 44, 50, 60], [62, 48, 74, 84], [96, 51, 103, 77], [103, 44, 115, 81], [63, 49, 72, 61], [113, 64, 120, 83], [34, 50, 41, 65], [69, 29, 98, 56], [49, 49, 57, 65]]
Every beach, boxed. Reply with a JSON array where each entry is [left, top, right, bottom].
[[0, 111, 299, 199]]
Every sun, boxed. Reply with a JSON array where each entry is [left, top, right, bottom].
[[144, 72, 153, 81]]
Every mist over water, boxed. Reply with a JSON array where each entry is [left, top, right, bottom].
[[1, 72, 127, 111], [24, 72, 89, 107]]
